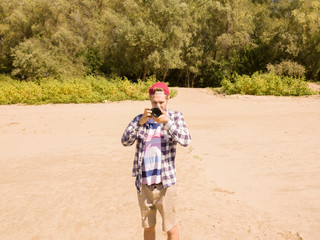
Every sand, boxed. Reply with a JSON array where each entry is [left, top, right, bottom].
[[0, 88, 319, 240]]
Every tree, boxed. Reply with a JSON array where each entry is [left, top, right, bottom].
[[106, 0, 190, 81], [293, 0, 320, 80], [1, 0, 319, 83], [179, 0, 255, 87]]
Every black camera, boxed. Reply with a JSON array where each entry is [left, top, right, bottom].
[[151, 108, 162, 118]]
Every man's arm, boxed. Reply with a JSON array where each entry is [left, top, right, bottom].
[[164, 111, 191, 147], [121, 115, 142, 146]]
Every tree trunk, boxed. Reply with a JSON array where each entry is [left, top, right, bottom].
[[185, 69, 190, 87], [162, 69, 168, 82], [191, 74, 196, 88], [176, 70, 183, 86], [142, 65, 147, 81]]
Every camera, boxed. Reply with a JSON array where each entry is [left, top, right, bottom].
[[151, 108, 162, 118]]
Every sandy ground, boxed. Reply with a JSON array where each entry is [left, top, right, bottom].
[[0, 88, 320, 240]]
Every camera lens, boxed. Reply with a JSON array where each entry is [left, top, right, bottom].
[[151, 108, 162, 118]]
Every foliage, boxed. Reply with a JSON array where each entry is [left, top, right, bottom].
[[221, 72, 315, 96], [106, 0, 189, 81], [267, 60, 306, 78], [1, 0, 320, 84], [0, 75, 178, 105], [11, 38, 85, 80]]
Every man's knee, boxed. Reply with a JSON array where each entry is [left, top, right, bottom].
[[144, 225, 156, 232], [167, 225, 179, 236]]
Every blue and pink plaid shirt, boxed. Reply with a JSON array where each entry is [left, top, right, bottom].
[[121, 109, 191, 193]]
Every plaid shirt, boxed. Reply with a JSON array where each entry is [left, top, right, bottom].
[[121, 109, 191, 193]]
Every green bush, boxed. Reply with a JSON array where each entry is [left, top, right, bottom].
[[267, 60, 306, 78], [0, 75, 176, 105], [11, 39, 86, 80], [221, 72, 315, 96]]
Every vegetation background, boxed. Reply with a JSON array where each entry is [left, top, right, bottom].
[[0, 0, 319, 103]]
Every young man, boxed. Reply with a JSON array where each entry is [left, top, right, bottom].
[[121, 82, 191, 240]]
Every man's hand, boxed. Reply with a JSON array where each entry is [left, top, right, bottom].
[[139, 108, 152, 126], [152, 107, 169, 124]]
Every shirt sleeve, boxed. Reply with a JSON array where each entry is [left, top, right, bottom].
[[121, 115, 142, 146], [164, 111, 191, 147]]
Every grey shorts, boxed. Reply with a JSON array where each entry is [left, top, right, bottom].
[[137, 183, 177, 232]]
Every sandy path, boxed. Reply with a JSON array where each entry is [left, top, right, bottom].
[[0, 88, 319, 239]]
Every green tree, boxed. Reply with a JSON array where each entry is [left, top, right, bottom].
[[1, 0, 319, 84], [293, 0, 320, 80], [106, 0, 190, 81], [180, 0, 255, 87], [180, 0, 228, 87], [1, 0, 112, 79]]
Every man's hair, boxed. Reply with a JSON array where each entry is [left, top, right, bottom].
[[149, 82, 169, 96], [153, 87, 165, 94], [150, 87, 169, 99]]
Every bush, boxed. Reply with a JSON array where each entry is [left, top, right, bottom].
[[267, 60, 306, 78], [11, 39, 86, 80], [0, 75, 177, 105], [221, 72, 314, 96], [197, 60, 231, 88]]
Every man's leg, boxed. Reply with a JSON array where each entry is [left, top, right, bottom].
[[144, 225, 156, 240], [138, 185, 157, 239], [167, 225, 179, 240]]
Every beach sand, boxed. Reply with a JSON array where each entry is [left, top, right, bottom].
[[0, 88, 319, 240]]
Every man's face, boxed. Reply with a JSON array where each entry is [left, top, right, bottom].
[[150, 93, 168, 111]]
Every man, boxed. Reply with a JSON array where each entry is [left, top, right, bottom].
[[121, 82, 191, 240]]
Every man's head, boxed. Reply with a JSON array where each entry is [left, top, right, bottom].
[[149, 82, 170, 111]]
